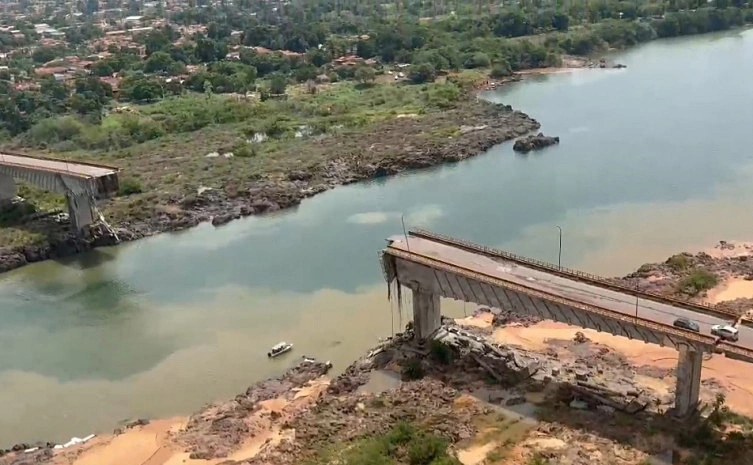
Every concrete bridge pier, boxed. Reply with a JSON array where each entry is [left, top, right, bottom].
[[0, 173, 15, 202], [674, 344, 703, 417], [66, 193, 97, 232], [412, 289, 441, 340]]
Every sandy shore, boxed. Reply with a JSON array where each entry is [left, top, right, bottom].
[[38, 375, 331, 465], [36, 310, 753, 465]]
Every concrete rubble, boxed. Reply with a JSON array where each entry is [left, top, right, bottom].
[[429, 322, 666, 415]]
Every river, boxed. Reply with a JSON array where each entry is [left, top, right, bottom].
[[1, 30, 752, 444]]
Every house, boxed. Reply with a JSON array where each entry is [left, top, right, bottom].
[[123, 15, 143, 26]]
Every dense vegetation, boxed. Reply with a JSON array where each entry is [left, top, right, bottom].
[[1, 0, 752, 149]]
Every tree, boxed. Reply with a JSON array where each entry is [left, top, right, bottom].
[[119, 74, 165, 103], [32, 46, 62, 64], [293, 64, 318, 83], [90, 60, 114, 77], [306, 48, 330, 67], [144, 51, 185, 75], [552, 11, 570, 31], [268, 73, 288, 94], [195, 37, 227, 62], [354, 66, 376, 84], [408, 62, 436, 84], [463, 52, 491, 69], [490, 61, 512, 78]]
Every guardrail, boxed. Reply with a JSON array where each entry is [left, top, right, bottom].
[[408, 228, 742, 322], [384, 246, 729, 353]]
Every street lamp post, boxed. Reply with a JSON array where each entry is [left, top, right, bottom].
[[555, 225, 562, 270]]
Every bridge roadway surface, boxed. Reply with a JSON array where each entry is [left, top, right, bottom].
[[0, 152, 117, 178], [387, 235, 753, 353]]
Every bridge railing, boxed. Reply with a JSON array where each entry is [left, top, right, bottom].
[[408, 228, 738, 319], [385, 246, 724, 351]]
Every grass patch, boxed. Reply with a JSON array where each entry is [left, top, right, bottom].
[[310, 421, 461, 465]]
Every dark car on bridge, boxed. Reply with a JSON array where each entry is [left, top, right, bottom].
[[673, 317, 700, 332]]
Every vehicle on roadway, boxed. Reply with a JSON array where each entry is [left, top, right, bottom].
[[711, 324, 739, 342], [673, 317, 700, 332]]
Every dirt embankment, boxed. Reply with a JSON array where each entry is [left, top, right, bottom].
[[0, 99, 539, 274]]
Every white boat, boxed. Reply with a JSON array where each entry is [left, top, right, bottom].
[[268, 342, 294, 358]]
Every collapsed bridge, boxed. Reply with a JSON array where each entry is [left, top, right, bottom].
[[380, 229, 753, 417], [0, 152, 120, 231]]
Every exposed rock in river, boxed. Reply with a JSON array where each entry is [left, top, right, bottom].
[[513, 132, 560, 153]]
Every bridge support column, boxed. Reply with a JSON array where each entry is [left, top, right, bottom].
[[66, 193, 97, 232], [674, 344, 702, 417], [412, 289, 441, 340], [0, 173, 16, 201]]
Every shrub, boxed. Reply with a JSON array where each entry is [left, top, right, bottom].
[[118, 178, 143, 196], [667, 253, 691, 271], [407, 433, 448, 465], [26, 116, 84, 146], [402, 359, 425, 380], [430, 340, 453, 364], [232, 141, 256, 158], [490, 62, 512, 78], [679, 269, 718, 296]]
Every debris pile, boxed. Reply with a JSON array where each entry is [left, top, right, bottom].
[[434, 326, 541, 384]]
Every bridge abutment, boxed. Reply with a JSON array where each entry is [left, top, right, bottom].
[[674, 344, 703, 417], [412, 289, 441, 340]]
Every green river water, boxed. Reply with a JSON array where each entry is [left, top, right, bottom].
[[1, 29, 752, 444]]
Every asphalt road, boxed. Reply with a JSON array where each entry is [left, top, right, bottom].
[[387, 235, 753, 351]]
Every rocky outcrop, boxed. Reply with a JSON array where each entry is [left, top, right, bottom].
[[615, 240, 753, 314], [513, 132, 560, 153], [177, 359, 332, 460]]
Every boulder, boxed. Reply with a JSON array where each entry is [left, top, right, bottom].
[[513, 133, 560, 153]]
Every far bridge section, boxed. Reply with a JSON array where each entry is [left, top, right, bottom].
[[379, 230, 753, 417], [0, 152, 120, 231]]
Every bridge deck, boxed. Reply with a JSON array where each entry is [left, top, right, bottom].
[[0, 153, 117, 179], [387, 235, 753, 353]]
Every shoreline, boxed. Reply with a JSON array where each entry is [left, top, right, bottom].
[[0, 97, 540, 275], [0, 53, 625, 275], [473, 55, 626, 92], [3, 239, 753, 454]]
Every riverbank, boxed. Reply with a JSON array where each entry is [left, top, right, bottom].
[[0, 81, 540, 274], [474, 55, 627, 92], [4, 240, 753, 464], [4, 309, 753, 465]]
